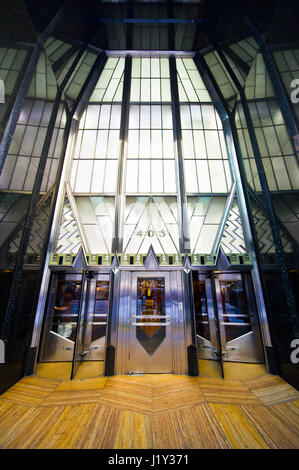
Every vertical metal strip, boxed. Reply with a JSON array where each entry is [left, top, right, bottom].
[[169, 55, 190, 253], [113, 55, 132, 254], [212, 181, 237, 253]]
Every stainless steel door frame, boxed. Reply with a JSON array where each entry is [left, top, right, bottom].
[[214, 272, 264, 363], [193, 272, 222, 365], [71, 274, 89, 378], [170, 270, 188, 375], [115, 269, 188, 375], [83, 273, 110, 361], [128, 271, 172, 374], [39, 273, 83, 362]]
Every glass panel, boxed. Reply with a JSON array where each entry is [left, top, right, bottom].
[[219, 279, 251, 342], [91, 280, 109, 343], [130, 58, 171, 102], [193, 278, 210, 341], [176, 58, 212, 103], [51, 280, 81, 342], [136, 278, 166, 355]]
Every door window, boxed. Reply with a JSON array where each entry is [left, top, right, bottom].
[[219, 279, 251, 342], [52, 280, 81, 341], [193, 278, 210, 341], [136, 278, 166, 355], [92, 280, 109, 342]]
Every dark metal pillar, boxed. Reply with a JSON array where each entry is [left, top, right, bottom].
[[169, 55, 190, 253]]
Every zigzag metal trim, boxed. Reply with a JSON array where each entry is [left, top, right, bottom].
[[221, 201, 246, 254], [55, 197, 81, 254]]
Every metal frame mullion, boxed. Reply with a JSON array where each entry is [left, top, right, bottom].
[[211, 181, 237, 253], [113, 55, 132, 254], [169, 55, 190, 253]]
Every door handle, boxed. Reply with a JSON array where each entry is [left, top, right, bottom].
[[131, 315, 170, 319], [132, 322, 170, 326]]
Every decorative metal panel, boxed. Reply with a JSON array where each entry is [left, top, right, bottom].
[[221, 199, 246, 254], [55, 196, 81, 254]]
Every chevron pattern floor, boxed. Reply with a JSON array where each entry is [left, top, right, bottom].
[[0, 373, 298, 449]]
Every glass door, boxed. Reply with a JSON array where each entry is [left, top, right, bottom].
[[40, 272, 111, 380], [82, 274, 110, 361], [71, 273, 110, 378], [214, 273, 264, 363], [193, 271, 264, 377], [193, 272, 224, 377], [40, 273, 83, 364]]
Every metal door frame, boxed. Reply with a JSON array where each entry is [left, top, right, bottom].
[[214, 272, 264, 363], [193, 269, 265, 369], [39, 272, 83, 363], [115, 268, 188, 375], [39, 270, 112, 376], [128, 271, 172, 374], [82, 273, 110, 361]]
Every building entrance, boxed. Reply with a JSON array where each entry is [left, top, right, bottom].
[[115, 269, 187, 375], [193, 271, 264, 366], [38, 267, 265, 380], [39, 272, 110, 378]]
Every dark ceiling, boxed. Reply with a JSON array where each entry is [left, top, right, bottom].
[[2, 0, 299, 52]]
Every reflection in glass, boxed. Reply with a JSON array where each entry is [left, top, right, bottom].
[[136, 278, 166, 355], [91, 280, 109, 343], [193, 277, 210, 341], [219, 279, 251, 342], [52, 280, 81, 341]]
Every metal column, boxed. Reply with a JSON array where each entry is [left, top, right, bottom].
[[113, 55, 132, 254], [169, 55, 190, 253]]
